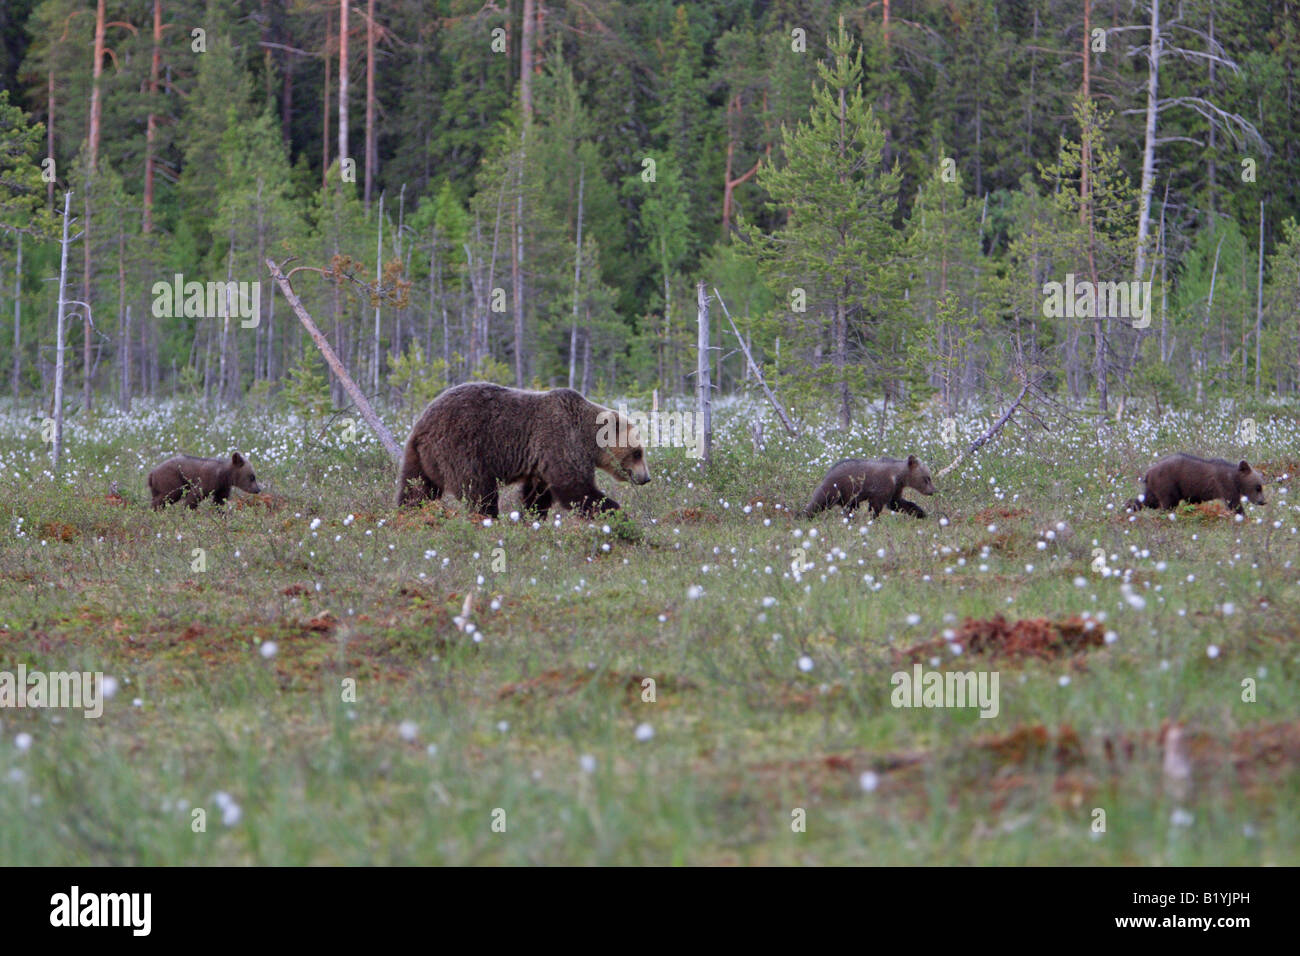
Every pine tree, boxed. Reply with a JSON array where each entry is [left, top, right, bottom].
[[746, 20, 902, 426]]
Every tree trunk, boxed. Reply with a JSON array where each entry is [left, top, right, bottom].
[[143, 0, 161, 233], [1255, 200, 1264, 394], [81, 187, 93, 413], [53, 193, 73, 474], [11, 234, 21, 405], [1134, 0, 1160, 279], [835, 298, 850, 427], [696, 281, 712, 463], [88, 0, 106, 169], [338, 0, 349, 172], [322, 3, 332, 188], [373, 192, 383, 393], [82, 0, 106, 414], [513, 0, 534, 386], [520, 0, 535, 121], [721, 93, 761, 236], [512, 155, 525, 386], [219, 238, 233, 405], [568, 164, 584, 390], [46, 71, 55, 211], [364, 0, 376, 209], [117, 225, 128, 410]]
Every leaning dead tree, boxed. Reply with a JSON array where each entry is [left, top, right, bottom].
[[713, 287, 799, 438], [935, 376, 1046, 480], [265, 256, 403, 463]]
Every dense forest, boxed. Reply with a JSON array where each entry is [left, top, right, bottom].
[[1, 0, 1298, 424]]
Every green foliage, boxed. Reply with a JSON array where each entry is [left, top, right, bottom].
[[6, 2, 1300, 407], [387, 342, 449, 417], [744, 21, 903, 423], [0, 89, 53, 238], [283, 348, 331, 441], [469, 354, 514, 387]]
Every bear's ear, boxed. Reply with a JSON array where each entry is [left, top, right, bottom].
[[907, 454, 918, 469], [1238, 459, 1251, 473], [232, 452, 245, 468]]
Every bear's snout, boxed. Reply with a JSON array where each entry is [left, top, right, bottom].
[[632, 470, 651, 485]]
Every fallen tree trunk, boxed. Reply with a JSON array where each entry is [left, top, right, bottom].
[[266, 257, 403, 463]]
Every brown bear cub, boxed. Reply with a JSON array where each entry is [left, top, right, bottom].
[[148, 453, 263, 510], [395, 382, 650, 518], [1125, 454, 1266, 515], [803, 455, 937, 519]]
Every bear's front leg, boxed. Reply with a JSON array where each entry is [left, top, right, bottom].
[[556, 482, 618, 517], [476, 489, 501, 518], [521, 478, 554, 518], [891, 498, 926, 519]]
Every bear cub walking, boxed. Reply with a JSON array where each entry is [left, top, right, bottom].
[[803, 455, 937, 519], [1125, 453, 1266, 514], [148, 453, 262, 510]]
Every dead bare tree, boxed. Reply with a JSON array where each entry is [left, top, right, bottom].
[[935, 375, 1046, 480], [1119, 0, 1268, 279], [696, 282, 712, 464], [713, 287, 798, 437], [52, 192, 78, 474], [266, 257, 402, 462]]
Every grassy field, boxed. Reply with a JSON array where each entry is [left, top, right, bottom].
[[1, 394, 1298, 865]]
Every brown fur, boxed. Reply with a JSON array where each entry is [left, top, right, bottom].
[[803, 455, 937, 519], [395, 382, 650, 517], [148, 453, 262, 510], [1125, 454, 1266, 514]]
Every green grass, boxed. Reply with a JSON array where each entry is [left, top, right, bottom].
[[1, 396, 1298, 864]]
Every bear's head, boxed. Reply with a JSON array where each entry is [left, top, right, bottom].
[[906, 455, 937, 496], [1235, 459, 1265, 506], [595, 410, 651, 485], [230, 452, 263, 495]]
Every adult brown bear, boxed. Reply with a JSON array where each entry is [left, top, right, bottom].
[[395, 383, 650, 517], [1124, 454, 1266, 515], [148, 453, 262, 510]]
